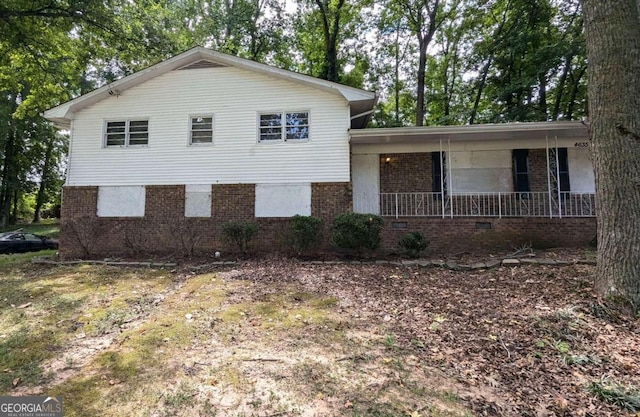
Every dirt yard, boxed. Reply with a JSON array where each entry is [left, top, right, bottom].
[[1, 250, 638, 417]]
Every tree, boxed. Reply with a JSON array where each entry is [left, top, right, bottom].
[[581, 0, 640, 312], [397, 0, 444, 126]]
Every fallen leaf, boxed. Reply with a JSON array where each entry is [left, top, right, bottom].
[[17, 302, 32, 309], [12, 377, 20, 387]]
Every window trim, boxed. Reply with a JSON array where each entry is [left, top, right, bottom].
[[103, 119, 149, 148], [257, 111, 310, 143], [188, 114, 214, 146]]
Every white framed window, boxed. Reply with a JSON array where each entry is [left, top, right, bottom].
[[104, 120, 149, 147], [258, 111, 309, 142], [189, 116, 214, 145]]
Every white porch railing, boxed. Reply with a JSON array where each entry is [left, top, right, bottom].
[[354, 192, 596, 218]]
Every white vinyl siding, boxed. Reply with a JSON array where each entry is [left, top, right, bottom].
[[97, 186, 145, 217], [68, 67, 349, 186], [104, 120, 148, 147], [190, 116, 213, 145]]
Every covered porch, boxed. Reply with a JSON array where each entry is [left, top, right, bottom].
[[350, 121, 595, 219]]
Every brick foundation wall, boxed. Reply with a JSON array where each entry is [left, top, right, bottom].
[[60, 183, 350, 258], [382, 216, 597, 254], [380, 153, 433, 193], [60, 183, 596, 258]]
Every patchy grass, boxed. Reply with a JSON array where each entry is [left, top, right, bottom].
[[1, 219, 60, 238], [1, 255, 638, 416]]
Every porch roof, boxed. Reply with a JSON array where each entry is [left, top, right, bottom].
[[350, 121, 588, 144]]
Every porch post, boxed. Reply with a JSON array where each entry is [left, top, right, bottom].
[[555, 136, 562, 218], [440, 139, 445, 219], [448, 139, 453, 218], [545, 135, 553, 218]]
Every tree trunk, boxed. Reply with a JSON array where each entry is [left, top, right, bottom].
[[33, 135, 55, 223], [581, 0, 640, 312], [552, 55, 570, 120], [315, 0, 344, 82], [415, 37, 427, 126]]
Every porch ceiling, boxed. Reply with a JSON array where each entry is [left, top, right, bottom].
[[350, 121, 588, 144]]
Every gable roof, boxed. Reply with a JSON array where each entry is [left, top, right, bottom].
[[45, 46, 377, 129]]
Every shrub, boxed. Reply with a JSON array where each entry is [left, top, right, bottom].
[[288, 215, 324, 255], [398, 231, 429, 257], [330, 213, 384, 252], [222, 221, 258, 253]]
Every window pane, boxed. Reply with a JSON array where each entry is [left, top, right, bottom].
[[260, 114, 282, 127], [192, 117, 212, 130], [106, 121, 126, 133], [191, 130, 212, 144], [129, 120, 148, 131], [106, 134, 125, 146], [129, 132, 148, 145], [285, 112, 309, 140], [259, 129, 282, 141], [286, 126, 309, 140]]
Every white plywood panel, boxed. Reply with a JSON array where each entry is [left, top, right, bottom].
[[97, 186, 145, 217], [352, 154, 380, 214], [67, 66, 350, 186], [450, 168, 512, 193], [568, 148, 595, 192], [255, 184, 311, 217], [185, 184, 211, 217]]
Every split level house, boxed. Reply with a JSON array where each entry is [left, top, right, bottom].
[[45, 47, 596, 257]]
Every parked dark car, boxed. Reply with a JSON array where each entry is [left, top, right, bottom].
[[0, 232, 58, 254]]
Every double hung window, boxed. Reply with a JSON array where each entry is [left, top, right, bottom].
[[259, 112, 309, 142], [104, 120, 148, 147]]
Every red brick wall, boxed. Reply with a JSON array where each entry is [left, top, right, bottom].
[[60, 183, 350, 258], [382, 216, 597, 254], [60, 184, 596, 258], [529, 149, 549, 192], [212, 184, 255, 221], [380, 153, 433, 193]]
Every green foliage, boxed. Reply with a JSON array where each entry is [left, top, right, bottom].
[[398, 231, 429, 257], [287, 215, 324, 255], [588, 378, 640, 412], [330, 213, 384, 252], [222, 221, 258, 253]]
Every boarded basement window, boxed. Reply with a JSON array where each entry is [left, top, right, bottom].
[[255, 184, 311, 217], [185, 185, 211, 217], [97, 186, 145, 217]]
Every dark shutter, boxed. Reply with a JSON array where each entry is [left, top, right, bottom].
[[512, 149, 531, 192]]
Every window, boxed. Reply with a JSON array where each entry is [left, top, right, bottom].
[[556, 148, 570, 192], [255, 184, 311, 217], [97, 186, 145, 217], [512, 149, 530, 192], [185, 184, 211, 217], [190, 116, 213, 144], [432, 152, 447, 196], [259, 112, 309, 142], [104, 120, 148, 147]]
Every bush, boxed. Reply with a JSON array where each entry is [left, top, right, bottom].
[[288, 215, 324, 255], [330, 213, 384, 252], [222, 221, 258, 253], [398, 232, 429, 257]]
